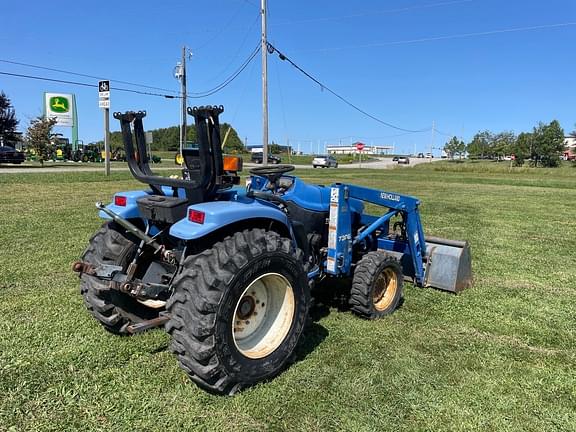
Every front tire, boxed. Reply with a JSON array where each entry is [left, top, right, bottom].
[[350, 252, 403, 319], [166, 229, 309, 395], [79, 223, 161, 334]]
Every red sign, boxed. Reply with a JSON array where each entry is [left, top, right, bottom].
[[355, 142, 365, 151]]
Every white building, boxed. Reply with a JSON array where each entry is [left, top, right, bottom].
[[325, 144, 393, 155]]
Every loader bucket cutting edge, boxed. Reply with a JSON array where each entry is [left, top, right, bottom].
[[424, 236, 472, 294]]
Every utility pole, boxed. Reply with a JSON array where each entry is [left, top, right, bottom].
[[180, 46, 188, 159], [430, 120, 435, 162], [261, 0, 269, 166], [174, 47, 189, 164]]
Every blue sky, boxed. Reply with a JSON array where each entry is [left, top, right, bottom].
[[1, 0, 575, 155]]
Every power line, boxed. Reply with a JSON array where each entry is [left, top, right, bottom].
[[192, 2, 251, 51], [0, 71, 177, 99], [271, 0, 473, 26], [187, 44, 261, 98], [267, 44, 430, 133], [434, 127, 454, 137], [0, 44, 260, 100], [193, 14, 260, 87], [0, 59, 179, 95], [301, 22, 576, 53]]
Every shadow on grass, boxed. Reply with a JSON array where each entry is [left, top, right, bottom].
[[292, 321, 329, 364], [150, 343, 169, 354], [311, 277, 355, 314], [310, 276, 406, 317]]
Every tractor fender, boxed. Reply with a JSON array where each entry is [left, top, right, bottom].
[[169, 200, 290, 241], [98, 190, 149, 220]]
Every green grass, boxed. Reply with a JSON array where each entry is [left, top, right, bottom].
[[0, 164, 575, 431]]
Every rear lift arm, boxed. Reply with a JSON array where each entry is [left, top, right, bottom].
[[325, 184, 427, 286]]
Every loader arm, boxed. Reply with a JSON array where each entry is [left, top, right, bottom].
[[326, 184, 427, 285], [326, 183, 472, 293]]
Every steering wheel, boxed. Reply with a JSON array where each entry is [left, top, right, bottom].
[[249, 164, 295, 177], [249, 164, 295, 189]]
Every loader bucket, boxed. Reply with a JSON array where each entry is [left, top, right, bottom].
[[424, 237, 472, 293]]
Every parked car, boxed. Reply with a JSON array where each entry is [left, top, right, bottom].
[[312, 155, 338, 168], [392, 156, 399, 162], [251, 152, 281, 164], [0, 145, 25, 164], [425, 153, 434, 159], [417, 153, 425, 158], [397, 156, 410, 164]]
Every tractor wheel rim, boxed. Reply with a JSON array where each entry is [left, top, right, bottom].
[[373, 267, 397, 311], [232, 273, 295, 359]]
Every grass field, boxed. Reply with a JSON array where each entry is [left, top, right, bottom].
[[0, 163, 575, 431]]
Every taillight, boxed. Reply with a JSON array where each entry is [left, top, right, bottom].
[[114, 195, 127, 206], [188, 209, 205, 224]]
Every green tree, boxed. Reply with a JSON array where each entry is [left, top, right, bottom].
[[443, 136, 465, 159], [221, 123, 244, 153], [531, 120, 564, 167], [0, 91, 19, 146], [512, 132, 532, 166], [25, 116, 58, 166], [94, 123, 243, 153], [269, 142, 282, 154], [492, 132, 515, 159], [467, 131, 493, 159]]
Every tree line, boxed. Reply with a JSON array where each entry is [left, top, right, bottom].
[[444, 120, 572, 167], [92, 123, 245, 154]]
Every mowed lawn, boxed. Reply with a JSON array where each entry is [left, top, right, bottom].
[[0, 163, 575, 431]]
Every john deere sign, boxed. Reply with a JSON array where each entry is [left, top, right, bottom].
[[44, 93, 76, 127], [49, 96, 69, 113], [43, 92, 79, 149]]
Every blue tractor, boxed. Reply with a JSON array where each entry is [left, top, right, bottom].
[[74, 106, 472, 394]]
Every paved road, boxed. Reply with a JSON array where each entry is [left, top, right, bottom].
[[288, 158, 436, 170], [0, 158, 438, 174]]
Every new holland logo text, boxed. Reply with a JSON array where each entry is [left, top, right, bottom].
[[380, 192, 400, 202]]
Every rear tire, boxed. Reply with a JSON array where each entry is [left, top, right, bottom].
[[80, 222, 161, 334], [350, 252, 403, 319], [166, 229, 310, 395]]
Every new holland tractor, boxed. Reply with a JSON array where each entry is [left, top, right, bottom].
[[73, 106, 472, 395]]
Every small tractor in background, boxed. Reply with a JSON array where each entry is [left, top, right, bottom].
[[73, 105, 472, 395]]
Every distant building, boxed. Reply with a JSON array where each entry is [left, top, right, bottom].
[[563, 137, 576, 160], [247, 145, 292, 154], [325, 144, 393, 155]]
